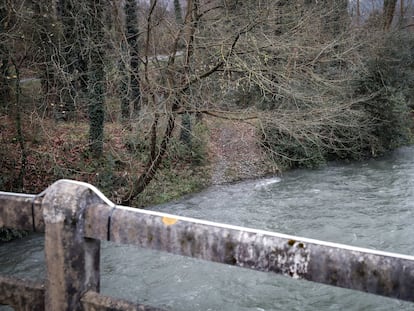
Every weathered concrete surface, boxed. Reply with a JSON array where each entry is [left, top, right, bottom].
[[309, 243, 414, 300], [42, 180, 103, 311], [106, 206, 414, 302], [0, 192, 44, 232], [84, 203, 114, 241], [81, 291, 168, 311], [0, 275, 45, 311]]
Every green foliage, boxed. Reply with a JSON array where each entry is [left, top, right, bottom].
[[263, 128, 325, 169], [123, 130, 149, 160], [0, 227, 28, 242], [128, 120, 209, 206], [172, 119, 208, 166], [135, 166, 209, 207], [355, 31, 414, 154], [93, 154, 128, 196], [179, 113, 192, 148]]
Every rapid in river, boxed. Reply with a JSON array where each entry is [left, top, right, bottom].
[[1, 146, 414, 310]]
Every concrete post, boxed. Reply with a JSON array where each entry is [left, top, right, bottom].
[[42, 180, 102, 311]]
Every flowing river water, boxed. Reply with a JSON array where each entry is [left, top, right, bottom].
[[2, 146, 414, 310]]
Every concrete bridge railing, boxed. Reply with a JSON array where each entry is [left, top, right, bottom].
[[1, 179, 414, 310]]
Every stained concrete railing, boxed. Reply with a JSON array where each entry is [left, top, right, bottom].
[[0, 179, 414, 310]]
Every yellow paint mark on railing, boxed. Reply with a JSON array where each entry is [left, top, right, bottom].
[[162, 217, 178, 226]]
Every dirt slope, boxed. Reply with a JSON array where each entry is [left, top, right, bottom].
[[206, 118, 277, 184]]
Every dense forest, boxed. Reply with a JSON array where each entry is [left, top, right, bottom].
[[1, 0, 414, 213]]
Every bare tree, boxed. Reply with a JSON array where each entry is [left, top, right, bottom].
[[121, 0, 246, 203]]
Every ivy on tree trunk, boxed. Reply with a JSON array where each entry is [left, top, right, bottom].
[[122, 0, 141, 119], [87, 0, 106, 158]]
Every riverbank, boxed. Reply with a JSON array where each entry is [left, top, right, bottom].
[[0, 113, 278, 207], [0, 109, 412, 242], [0, 104, 412, 208]]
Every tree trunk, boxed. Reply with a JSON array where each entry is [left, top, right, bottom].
[[120, 42, 130, 120], [56, 0, 90, 121], [0, 5, 11, 111], [384, 0, 397, 30], [125, 0, 141, 118], [31, 0, 59, 110], [11, 61, 26, 191], [88, 0, 106, 158], [178, 0, 201, 148], [176, 0, 192, 147], [174, 0, 183, 24], [123, 114, 176, 205], [356, 0, 361, 25], [0, 58, 10, 111]]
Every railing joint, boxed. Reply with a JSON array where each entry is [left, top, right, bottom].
[[30, 191, 46, 233], [107, 205, 117, 242]]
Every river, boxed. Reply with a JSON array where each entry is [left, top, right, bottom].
[[1, 146, 414, 310]]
